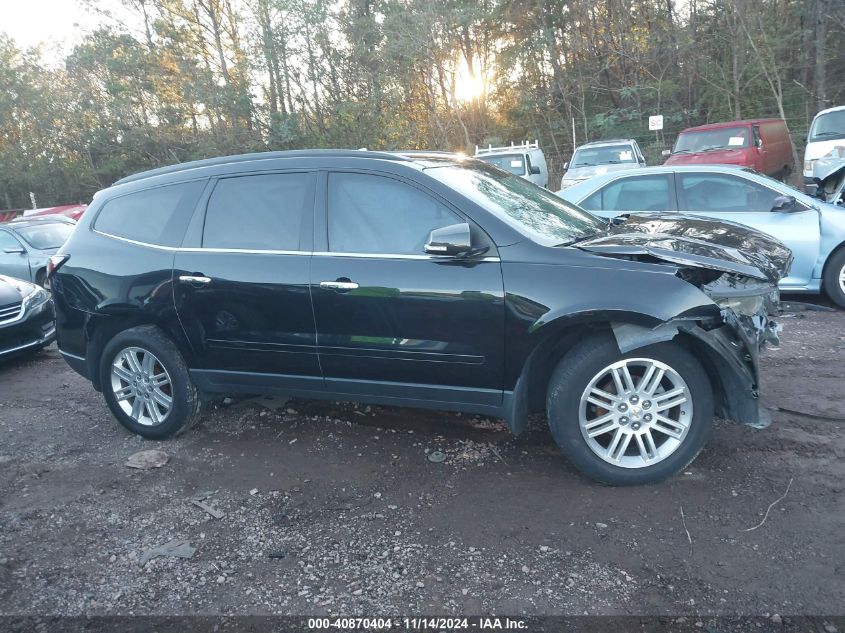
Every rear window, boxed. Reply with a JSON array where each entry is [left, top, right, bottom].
[[94, 181, 206, 247]]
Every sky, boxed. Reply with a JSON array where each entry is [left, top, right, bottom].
[[1, 0, 124, 62]]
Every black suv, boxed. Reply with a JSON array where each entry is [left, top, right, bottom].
[[51, 151, 791, 485]]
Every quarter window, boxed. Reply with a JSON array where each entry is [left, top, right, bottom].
[[580, 175, 672, 212], [677, 173, 783, 213], [203, 173, 313, 250], [327, 173, 461, 254], [95, 181, 205, 247]]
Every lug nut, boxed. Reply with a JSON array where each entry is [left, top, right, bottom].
[[619, 416, 629, 425], [618, 403, 628, 412], [642, 400, 651, 409], [631, 422, 641, 430], [630, 395, 639, 404], [644, 414, 652, 422]]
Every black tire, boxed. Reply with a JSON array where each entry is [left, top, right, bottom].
[[100, 325, 202, 439], [546, 334, 714, 485], [823, 248, 845, 309]]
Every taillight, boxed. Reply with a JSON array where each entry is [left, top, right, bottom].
[[47, 254, 69, 278]]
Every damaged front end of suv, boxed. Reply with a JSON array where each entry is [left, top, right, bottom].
[[579, 213, 793, 429]]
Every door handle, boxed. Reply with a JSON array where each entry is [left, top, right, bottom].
[[179, 275, 212, 286], [320, 280, 359, 291]]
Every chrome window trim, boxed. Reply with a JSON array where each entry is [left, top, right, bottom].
[[312, 251, 500, 262], [93, 230, 500, 261]]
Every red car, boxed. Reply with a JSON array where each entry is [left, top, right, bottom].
[[664, 118, 795, 180], [25, 204, 87, 222]]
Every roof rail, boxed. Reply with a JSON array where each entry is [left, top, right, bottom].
[[474, 140, 540, 156], [113, 149, 411, 186]]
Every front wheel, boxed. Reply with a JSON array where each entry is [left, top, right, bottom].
[[547, 335, 714, 485], [823, 248, 845, 309], [100, 325, 202, 439]]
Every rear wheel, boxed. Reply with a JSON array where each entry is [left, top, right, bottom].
[[823, 248, 845, 309], [100, 325, 202, 439], [547, 335, 714, 485]]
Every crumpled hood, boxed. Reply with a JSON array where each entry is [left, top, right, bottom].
[[576, 213, 793, 283], [812, 156, 845, 185]]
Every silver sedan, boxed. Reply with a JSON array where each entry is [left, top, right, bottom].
[[0, 216, 76, 286]]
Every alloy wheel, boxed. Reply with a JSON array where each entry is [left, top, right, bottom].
[[839, 262, 845, 295], [578, 358, 693, 468], [110, 346, 173, 426]]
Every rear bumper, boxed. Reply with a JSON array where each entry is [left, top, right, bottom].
[[0, 300, 56, 359]]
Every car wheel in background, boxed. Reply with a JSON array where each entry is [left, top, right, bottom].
[[546, 334, 714, 485], [823, 248, 845, 309], [100, 325, 202, 439]]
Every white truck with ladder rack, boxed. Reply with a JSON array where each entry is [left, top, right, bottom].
[[474, 140, 549, 188]]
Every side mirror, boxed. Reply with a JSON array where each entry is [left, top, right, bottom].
[[770, 195, 800, 213], [563, 161, 569, 170], [661, 149, 671, 157], [424, 223, 472, 256], [3, 246, 25, 254], [529, 165, 541, 175]]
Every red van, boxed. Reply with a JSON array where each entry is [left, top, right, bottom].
[[664, 118, 794, 179]]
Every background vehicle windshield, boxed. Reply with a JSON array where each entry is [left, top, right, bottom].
[[673, 127, 750, 153], [809, 110, 845, 142], [428, 161, 606, 246], [15, 223, 73, 249], [476, 153, 526, 175], [571, 145, 636, 167]]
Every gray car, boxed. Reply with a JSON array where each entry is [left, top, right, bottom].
[[560, 139, 647, 189], [0, 217, 76, 286]]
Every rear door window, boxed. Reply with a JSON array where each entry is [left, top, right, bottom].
[[202, 173, 314, 251], [580, 175, 673, 212], [95, 180, 206, 247]]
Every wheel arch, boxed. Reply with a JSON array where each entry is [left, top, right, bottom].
[[505, 312, 743, 435], [84, 313, 194, 392], [821, 240, 845, 285], [504, 311, 665, 434]]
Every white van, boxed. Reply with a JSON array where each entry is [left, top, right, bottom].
[[474, 141, 549, 188], [804, 105, 845, 194]]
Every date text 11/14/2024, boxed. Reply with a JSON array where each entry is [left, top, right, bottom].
[[307, 617, 528, 630]]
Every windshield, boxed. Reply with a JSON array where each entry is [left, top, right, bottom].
[[673, 126, 750, 153], [571, 145, 636, 167], [475, 153, 526, 176], [809, 110, 845, 142], [15, 222, 73, 249], [427, 161, 607, 246]]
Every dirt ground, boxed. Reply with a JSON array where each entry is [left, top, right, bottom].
[[0, 298, 843, 624]]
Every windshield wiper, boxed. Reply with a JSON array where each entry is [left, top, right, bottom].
[[671, 149, 692, 155], [811, 131, 843, 138]]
